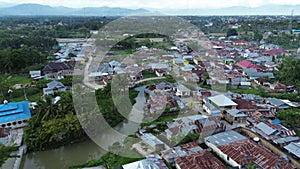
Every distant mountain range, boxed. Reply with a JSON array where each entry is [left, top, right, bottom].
[[0, 4, 148, 16], [0, 3, 299, 16], [161, 5, 300, 15]]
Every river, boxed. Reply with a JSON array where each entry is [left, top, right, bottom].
[[20, 87, 146, 169]]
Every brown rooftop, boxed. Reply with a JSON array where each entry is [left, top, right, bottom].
[[218, 139, 294, 169], [175, 150, 226, 169]]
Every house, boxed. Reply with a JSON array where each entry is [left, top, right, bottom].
[[203, 101, 221, 115], [207, 94, 237, 113], [196, 90, 211, 104], [273, 137, 300, 147], [43, 80, 67, 95], [43, 62, 73, 75], [122, 155, 168, 169], [155, 69, 168, 77], [265, 48, 287, 58], [254, 78, 268, 86], [183, 72, 199, 83], [284, 142, 300, 159], [108, 60, 121, 68], [164, 115, 215, 140], [237, 60, 261, 70], [140, 133, 165, 152], [252, 122, 280, 140], [176, 84, 191, 97], [250, 56, 272, 64], [161, 142, 202, 165], [29, 70, 41, 78], [0, 101, 31, 128], [269, 82, 286, 92], [173, 58, 184, 65], [265, 98, 290, 110], [243, 68, 274, 80], [205, 130, 294, 169], [224, 109, 247, 123], [175, 150, 226, 169], [181, 64, 195, 71], [194, 117, 219, 137], [233, 40, 248, 46]]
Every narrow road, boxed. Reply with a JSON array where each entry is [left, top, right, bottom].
[[82, 47, 104, 90], [134, 77, 166, 85]]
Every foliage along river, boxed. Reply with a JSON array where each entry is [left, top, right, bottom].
[[20, 87, 146, 169]]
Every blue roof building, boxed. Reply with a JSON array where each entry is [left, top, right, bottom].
[[0, 101, 31, 127]]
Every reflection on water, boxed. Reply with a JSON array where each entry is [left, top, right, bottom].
[[21, 87, 146, 169], [20, 139, 104, 169]]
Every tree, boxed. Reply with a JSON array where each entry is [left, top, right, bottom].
[[226, 29, 238, 37], [275, 57, 300, 86], [253, 31, 263, 41], [23, 91, 85, 151], [277, 109, 300, 129], [0, 144, 18, 167]]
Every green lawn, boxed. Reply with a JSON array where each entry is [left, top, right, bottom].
[[1, 87, 43, 103], [142, 72, 157, 79], [1, 76, 31, 87]]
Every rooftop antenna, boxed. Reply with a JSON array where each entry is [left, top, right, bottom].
[[288, 10, 294, 31]]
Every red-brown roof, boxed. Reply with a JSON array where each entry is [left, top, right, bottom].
[[232, 99, 262, 110], [175, 150, 226, 169], [218, 139, 294, 169], [237, 60, 261, 70], [255, 78, 267, 83]]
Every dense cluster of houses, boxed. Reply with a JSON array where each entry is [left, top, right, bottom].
[[131, 127, 298, 169], [27, 41, 90, 95], [132, 79, 300, 168]]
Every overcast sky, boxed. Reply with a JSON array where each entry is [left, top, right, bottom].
[[1, 0, 300, 9]]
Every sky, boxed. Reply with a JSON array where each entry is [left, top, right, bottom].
[[1, 0, 300, 9]]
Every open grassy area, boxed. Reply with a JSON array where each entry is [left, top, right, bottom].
[[142, 72, 157, 79], [1, 87, 43, 102], [1, 75, 31, 87]]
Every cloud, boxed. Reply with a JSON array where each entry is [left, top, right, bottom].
[[1, 0, 300, 8]]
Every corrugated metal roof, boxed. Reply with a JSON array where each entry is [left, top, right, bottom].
[[0, 101, 31, 124], [255, 122, 277, 136], [284, 142, 300, 158], [208, 95, 237, 107], [205, 130, 246, 146]]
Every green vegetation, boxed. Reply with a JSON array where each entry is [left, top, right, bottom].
[[0, 144, 19, 167], [70, 152, 142, 169], [135, 75, 176, 87], [24, 91, 85, 151], [96, 83, 139, 127], [142, 71, 158, 79], [109, 33, 172, 54], [0, 75, 43, 102], [0, 76, 31, 87], [226, 28, 238, 37], [275, 57, 300, 89], [22, 82, 139, 151], [178, 133, 201, 145], [277, 109, 300, 136], [227, 86, 266, 96]]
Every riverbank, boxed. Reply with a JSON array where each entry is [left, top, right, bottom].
[[20, 138, 104, 169]]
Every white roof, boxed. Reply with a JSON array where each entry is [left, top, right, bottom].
[[122, 161, 140, 169], [284, 142, 300, 158], [255, 122, 277, 135], [208, 95, 237, 107]]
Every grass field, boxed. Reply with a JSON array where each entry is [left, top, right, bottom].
[[1, 75, 31, 87]]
